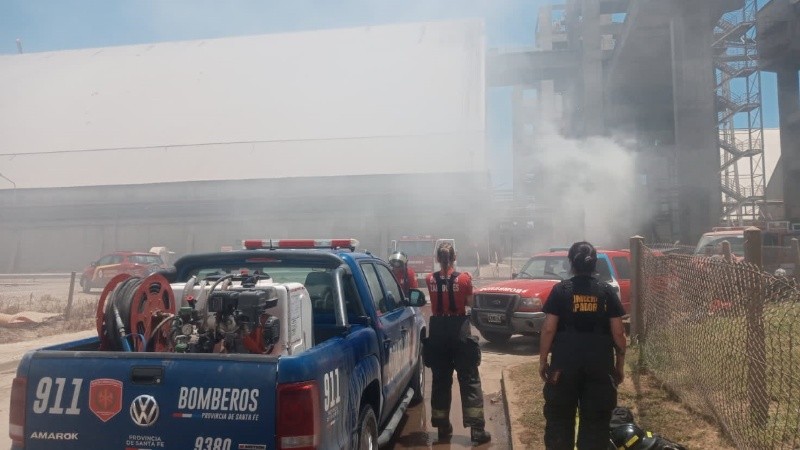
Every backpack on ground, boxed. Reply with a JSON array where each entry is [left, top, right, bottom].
[[608, 407, 687, 450]]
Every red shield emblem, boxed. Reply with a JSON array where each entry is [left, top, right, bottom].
[[89, 379, 123, 422]]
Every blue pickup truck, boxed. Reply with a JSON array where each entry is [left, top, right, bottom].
[[9, 239, 428, 450]]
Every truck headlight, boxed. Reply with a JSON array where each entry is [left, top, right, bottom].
[[516, 297, 542, 312]]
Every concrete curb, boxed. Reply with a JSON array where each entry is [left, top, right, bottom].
[[501, 365, 527, 450]]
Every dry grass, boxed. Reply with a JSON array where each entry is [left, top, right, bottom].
[[0, 288, 96, 344], [644, 302, 800, 449], [508, 362, 545, 447], [507, 345, 735, 449]]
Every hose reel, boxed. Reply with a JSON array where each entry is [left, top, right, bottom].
[[96, 273, 176, 351], [96, 273, 280, 354]]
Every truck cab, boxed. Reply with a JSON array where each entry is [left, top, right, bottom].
[[470, 250, 629, 344], [693, 227, 746, 259]]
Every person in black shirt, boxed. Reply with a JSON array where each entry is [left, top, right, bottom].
[[538, 241, 627, 450]]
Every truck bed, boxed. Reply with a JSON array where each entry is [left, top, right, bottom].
[[15, 340, 279, 450]]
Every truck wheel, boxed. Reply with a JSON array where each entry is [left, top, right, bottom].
[[355, 404, 378, 450], [410, 356, 425, 405], [480, 330, 511, 344]]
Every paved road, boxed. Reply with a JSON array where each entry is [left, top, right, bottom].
[[387, 334, 538, 449], [387, 277, 539, 449], [0, 365, 14, 449]]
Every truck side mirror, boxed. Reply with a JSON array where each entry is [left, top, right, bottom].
[[407, 289, 427, 307]]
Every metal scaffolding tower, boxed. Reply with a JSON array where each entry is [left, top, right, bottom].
[[714, 0, 767, 225]]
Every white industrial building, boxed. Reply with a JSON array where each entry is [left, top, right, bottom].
[[0, 20, 491, 272]]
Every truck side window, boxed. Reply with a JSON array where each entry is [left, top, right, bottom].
[[374, 264, 403, 311], [596, 260, 614, 283], [612, 256, 631, 280], [342, 274, 364, 316], [361, 263, 388, 314]]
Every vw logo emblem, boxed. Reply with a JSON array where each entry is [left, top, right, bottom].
[[129, 395, 159, 427]]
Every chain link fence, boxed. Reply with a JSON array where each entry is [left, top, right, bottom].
[[637, 237, 800, 449]]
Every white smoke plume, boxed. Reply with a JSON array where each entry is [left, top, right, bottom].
[[525, 119, 639, 251]]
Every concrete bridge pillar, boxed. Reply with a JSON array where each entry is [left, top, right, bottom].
[[580, 0, 605, 136], [777, 68, 800, 222], [669, 2, 722, 244]]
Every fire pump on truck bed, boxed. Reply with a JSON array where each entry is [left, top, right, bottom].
[[9, 238, 428, 450]]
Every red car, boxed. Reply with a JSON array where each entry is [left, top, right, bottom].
[[470, 249, 631, 344], [80, 251, 166, 293]]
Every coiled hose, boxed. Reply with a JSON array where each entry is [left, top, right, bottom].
[[103, 277, 146, 351]]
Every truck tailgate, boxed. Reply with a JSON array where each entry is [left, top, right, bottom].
[[18, 351, 278, 450]]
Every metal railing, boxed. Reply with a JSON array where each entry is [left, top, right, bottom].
[[714, 0, 765, 225]]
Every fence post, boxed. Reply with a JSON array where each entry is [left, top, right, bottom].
[[629, 236, 645, 344], [792, 238, 800, 282], [744, 227, 767, 428], [65, 271, 76, 320], [745, 227, 763, 269]]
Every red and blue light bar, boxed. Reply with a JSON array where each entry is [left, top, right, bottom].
[[242, 239, 359, 251]]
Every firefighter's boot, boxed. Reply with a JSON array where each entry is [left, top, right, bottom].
[[437, 423, 453, 441], [471, 427, 491, 444]]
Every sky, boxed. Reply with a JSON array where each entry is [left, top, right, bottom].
[[0, 0, 781, 190]]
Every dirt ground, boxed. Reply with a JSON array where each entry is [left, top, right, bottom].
[[508, 346, 734, 449], [0, 277, 97, 344]]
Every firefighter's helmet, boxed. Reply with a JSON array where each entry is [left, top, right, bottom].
[[389, 251, 408, 269], [610, 423, 656, 450]]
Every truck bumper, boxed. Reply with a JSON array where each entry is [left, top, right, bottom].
[[510, 311, 546, 333], [470, 309, 546, 334]]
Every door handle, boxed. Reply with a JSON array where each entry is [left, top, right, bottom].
[[131, 366, 164, 385], [400, 326, 408, 334]]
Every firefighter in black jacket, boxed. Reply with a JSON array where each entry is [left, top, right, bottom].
[[424, 242, 491, 444], [538, 241, 627, 450]]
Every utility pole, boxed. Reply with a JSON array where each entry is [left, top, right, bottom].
[[513, 221, 519, 275]]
